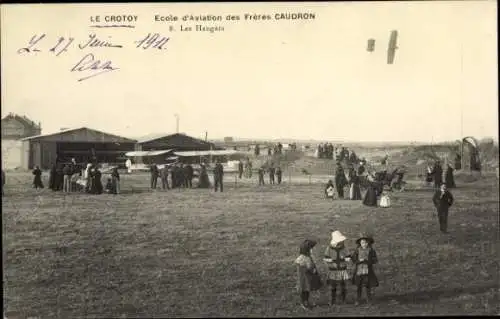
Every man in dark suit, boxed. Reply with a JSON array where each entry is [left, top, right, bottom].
[[213, 160, 224, 192], [150, 162, 159, 189], [238, 160, 244, 179], [432, 183, 454, 233], [432, 160, 443, 189], [184, 164, 194, 188]]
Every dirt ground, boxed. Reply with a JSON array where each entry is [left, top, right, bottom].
[[2, 171, 499, 317]]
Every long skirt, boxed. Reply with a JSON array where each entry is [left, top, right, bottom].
[[349, 184, 362, 200], [363, 187, 377, 206]]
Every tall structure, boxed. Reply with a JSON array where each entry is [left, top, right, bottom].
[[1, 113, 42, 169]]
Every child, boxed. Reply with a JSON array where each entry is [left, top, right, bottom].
[[325, 180, 335, 199], [295, 239, 320, 310], [104, 178, 113, 194], [351, 234, 379, 305], [379, 188, 391, 208], [323, 231, 351, 305]]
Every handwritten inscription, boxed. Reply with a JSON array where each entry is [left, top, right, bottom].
[[17, 33, 170, 82], [71, 53, 118, 82], [79, 34, 123, 49]]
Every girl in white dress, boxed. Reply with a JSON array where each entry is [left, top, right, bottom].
[[379, 189, 391, 208]]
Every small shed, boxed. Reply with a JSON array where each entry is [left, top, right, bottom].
[[21, 127, 137, 169]]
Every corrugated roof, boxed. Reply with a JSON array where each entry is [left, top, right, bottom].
[[136, 132, 172, 144], [136, 132, 211, 146], [21, 127, 137, 142]]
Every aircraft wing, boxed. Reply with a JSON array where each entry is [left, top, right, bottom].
[[387, 30, 398, 64], [174, 149, 239, 157], [125, 149, 173, 157]]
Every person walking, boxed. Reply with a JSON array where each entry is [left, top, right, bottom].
[[432, 183, 454, 233]]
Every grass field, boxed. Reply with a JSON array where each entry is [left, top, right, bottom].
[[2, 171, 499, 318]]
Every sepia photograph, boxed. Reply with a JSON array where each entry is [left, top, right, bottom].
[[1, 1, 498, 317]]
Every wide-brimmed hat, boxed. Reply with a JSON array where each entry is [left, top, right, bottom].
[[355, 234, 375, 245], [330, 231, 347, 246], [299, 239, 317, 254]]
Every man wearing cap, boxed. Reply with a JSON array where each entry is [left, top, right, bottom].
[[432, 183, 454, 233]]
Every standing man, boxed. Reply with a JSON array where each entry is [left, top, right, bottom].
[[269, 163, 276, 185], [238, 160, 244, 179], [432, 160, 443, 189], [335, 162, 347, 199], [276, 166, 282, 185], [150, 162, 159, 190], [258, 166, 265, 185], [178, 164, 186, 188], [432, 183, 454, 233], [62, 164, 72, 193], [184, 163, 194, 188], [213, 160, 224, 192], [160, 165, 170, 190]]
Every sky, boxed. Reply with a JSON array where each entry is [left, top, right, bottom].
[[1, 1, 497, 143]]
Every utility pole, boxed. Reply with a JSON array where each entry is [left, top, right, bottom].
[[460, 40, 465, 171]]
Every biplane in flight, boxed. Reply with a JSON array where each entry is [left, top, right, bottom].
[[367, 30, 399, 64]]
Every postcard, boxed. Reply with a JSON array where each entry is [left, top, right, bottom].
[[1, 2, 498, 318]]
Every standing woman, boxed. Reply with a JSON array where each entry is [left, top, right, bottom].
[[362, 173, 378, 207], [445, 163, 456, 188], [32, 165, 44, 189], [94, 168, 103, 194], [349, 172, 362, 200]]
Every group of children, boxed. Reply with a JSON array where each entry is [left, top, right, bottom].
[[294, 231, 378, 310]]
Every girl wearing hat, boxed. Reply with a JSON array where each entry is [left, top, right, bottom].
[[294, 239, 321, 310], [323, 231, 352, 305], [351, 235, 379, 305]]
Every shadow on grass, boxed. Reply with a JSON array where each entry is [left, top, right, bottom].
[[374, 283, 499, 304]]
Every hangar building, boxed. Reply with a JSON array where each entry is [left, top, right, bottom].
[[21, 127, 137, 169]]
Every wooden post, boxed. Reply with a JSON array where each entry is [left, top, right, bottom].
[[235, 175, 237, 188]]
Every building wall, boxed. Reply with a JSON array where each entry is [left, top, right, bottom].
[[22, 140, 30, 170], [1, 139, 23, 169], [31, 141, 42, 169], [41, 142, 57, 169], [1, 117, 41, 139]]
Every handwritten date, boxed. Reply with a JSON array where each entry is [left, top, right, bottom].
[[134, 33, 170, 50]]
